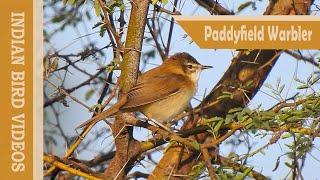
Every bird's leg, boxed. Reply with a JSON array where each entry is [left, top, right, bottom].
[[148, 118, 173, 133]]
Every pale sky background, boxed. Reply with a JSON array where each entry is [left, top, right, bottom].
[[44, 0, 320, 179]]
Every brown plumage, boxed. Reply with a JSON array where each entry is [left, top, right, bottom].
[[77, 52, 212, 129]]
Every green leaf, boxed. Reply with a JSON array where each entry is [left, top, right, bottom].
[[264, 83, 273, 89], [85, 89, 95, 101], [70, 0, 76, 5], [234, 167, 253, 180], [99, 25, 107, 37], [242, 107, 252, 115], [225, 114, 234, 124], [217, 94, 231, 100], [51, 15, 66, 23], [228, 152, 239, 159], [242, 167, 253, 176], [162, 0, 169, 4], [294, 77, 305, 84], [243, 49, 252, 55], [119, 3, 125, 11], [151, 0, 158, 4], [188, 162, 205, 178], [285, 162, 294, 169], [297, 84, 309, 89], [191, 141, 200, 150], [259, 149, 265, 155], [238, 1, 253, 12], [213, 120, 224, 132], [261, 111, 275, 118], [245, 80, 254, 88], [94, 0, 101, 17], [310, 75, 320, 85], [279, 84, 285, 93], [281, 133, 292, 139], [237, 113, 244, 122], [205, 117, 224, 123], [262, 121, 270, 129], [92, 22, 104, 29], [228, 107, 243, 114], [217, 91, 233, 100], [92, 104, 102, 113], [107, 0, 124, 12], [63, 0, 68, 5], [245, 122, 254, 129]]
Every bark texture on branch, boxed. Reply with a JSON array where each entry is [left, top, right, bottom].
[[104, 1, 149, 179], [150, 0, 313, 179], [195, 0, 234, 15]]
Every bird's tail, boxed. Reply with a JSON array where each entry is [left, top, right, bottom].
[[76, 99, 125, 129]]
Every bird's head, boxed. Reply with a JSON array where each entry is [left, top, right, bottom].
[[164, 52, 212, 82]]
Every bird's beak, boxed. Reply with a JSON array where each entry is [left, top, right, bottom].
[[201, 65, 213, 70]]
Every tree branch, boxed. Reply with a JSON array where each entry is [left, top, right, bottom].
[[44, 154, 104, 179], [103, 1, 150, 179], [194, 0, 234, 15]]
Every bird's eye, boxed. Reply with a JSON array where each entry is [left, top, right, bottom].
[[187, 65, 193, 69]]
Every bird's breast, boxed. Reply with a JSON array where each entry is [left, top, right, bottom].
[[140, 87, 195, 123]]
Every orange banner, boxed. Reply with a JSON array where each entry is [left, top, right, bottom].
[[173, 16, 320, 49], [0, 0, 35, 179]]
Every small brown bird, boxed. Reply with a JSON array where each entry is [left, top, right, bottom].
[[77, 52, 212, 129]]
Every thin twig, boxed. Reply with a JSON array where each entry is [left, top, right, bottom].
[[45, 79, 93, 111], [44, 155, 103, 180], [200, 148, 217, 179]]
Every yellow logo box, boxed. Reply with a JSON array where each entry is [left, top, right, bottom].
[[173, 16, 320, 49]]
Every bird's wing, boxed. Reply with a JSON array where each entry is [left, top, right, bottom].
[[120, 73, 187, 110]]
